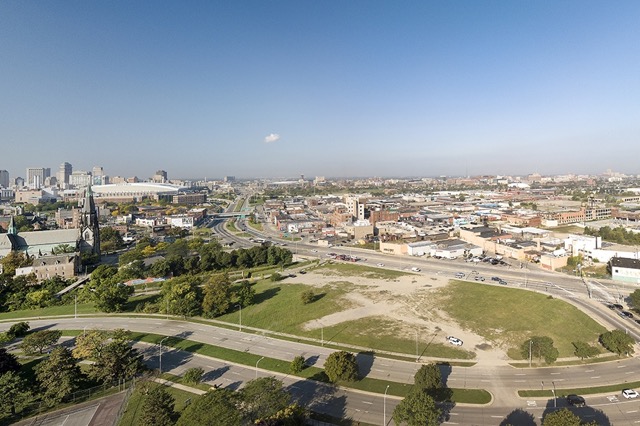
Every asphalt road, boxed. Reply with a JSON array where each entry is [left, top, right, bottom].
[[3, 317, 639, 425]]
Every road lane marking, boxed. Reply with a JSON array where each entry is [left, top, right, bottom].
[[585, 369, 594, 372], [515, 373, 526, 376], [362, 401, 373, 405], [590, 376, 601, 379], [550, 372, 561, 375]]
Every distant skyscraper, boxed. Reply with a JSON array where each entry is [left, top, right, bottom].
[[92, 166, 108, 185], [0, 170, 9, 188], [57, 162, 72, 187], [224, 176, 235, 182], [69, 170, 92, 188], [153, 170, 168, 183], [26, 167, 50, 189]]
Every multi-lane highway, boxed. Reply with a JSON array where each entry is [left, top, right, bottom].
[[3, 316, 639, 425]]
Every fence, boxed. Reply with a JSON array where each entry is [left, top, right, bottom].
[[18, 378, 136, 425]]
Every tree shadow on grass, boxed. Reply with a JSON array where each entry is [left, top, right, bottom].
[[253, 287, 280, 304], [500, 408, 536, 426], [311, 292, 326, 303]]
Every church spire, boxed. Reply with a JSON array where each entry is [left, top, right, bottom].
[[7, 215, 17, 235]]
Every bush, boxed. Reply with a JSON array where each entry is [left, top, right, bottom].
[[290, 355, 306, 373], [270, 272, 282, 282], [301, 290, 314, 304], [7, 322, 30, 338], [183, 367, 204, 385]]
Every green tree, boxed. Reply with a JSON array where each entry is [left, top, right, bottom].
[[239, 377, 291, 424], [7, 321, 30, 338], [521, 336, 559, 364], [35, 346, 82, 406], [176, 388, 242, 426], [21, 329, 62, 355], [414, 363, 442, 394], [0, 371, 32, 416], [72, 329, 110, 359], [0, 251, 32, 277], [290, 355, 305, 374], [572, 341, 600, 360], [99, 227, 124, 253], [139, 385, 176, 426], [270, 272, 282, 282], [324, 351, 359, 383], [0, 347, 21, 375], [92, 280, 134, 313], [234, 280, 255, 307], [393, 388, 441, 426], [183, 367, 204, 385], [599, 329, 635, 355], [542, 408, 581, 426], [89, 341, 144, 383], [163, 277, 201, 318], [630, 289, 640, 310], [202, 273, 231, 317]]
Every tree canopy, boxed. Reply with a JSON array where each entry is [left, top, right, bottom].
[[393, 388, 441, 426], [521, 336, 559, 364], [35, 346, 82, 406], [324, 351, 359, 383], [599, 329, 635, 355]]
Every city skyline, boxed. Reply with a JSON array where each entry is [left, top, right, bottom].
[[1, 1, 639, 179]]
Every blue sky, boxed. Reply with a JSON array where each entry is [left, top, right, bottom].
[[1, 1, 639, 180]]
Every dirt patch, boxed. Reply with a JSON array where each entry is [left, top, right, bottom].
[[293, 267, 510, 364]]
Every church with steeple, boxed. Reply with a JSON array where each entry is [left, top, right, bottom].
[[0, 186, 101, 259]]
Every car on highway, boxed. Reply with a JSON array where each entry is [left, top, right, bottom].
[[454, 272, 465, 278], [447, 336, 463, 346], [622, 389, 639, 399], [566, 394, 586, 407], [474, 276, 485, 281], [498, 279, 507, 285], [411, 267, 421, 272], [311, 249, 318, 253], [491, 276, 500, 281], [619, 311, 634, 319], [376, 263, 385, 267]]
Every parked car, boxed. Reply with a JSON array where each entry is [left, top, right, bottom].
[[566, 394, 586, 407], [447, 336, 463, 346], [622, 389, 639, 399]]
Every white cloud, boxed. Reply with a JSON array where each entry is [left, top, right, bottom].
[[264, 133, 281, 143]]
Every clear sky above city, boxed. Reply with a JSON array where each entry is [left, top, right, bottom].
[[1, 1, 639, 180]]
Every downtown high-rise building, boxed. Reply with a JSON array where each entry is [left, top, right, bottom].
[[26, 167, 51, 189], [57, 162, 72, 187], [0, 170, 9, 188]]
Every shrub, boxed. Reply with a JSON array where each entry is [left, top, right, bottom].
[[290, 355, 306, 374], [301, 290, 315, 304]]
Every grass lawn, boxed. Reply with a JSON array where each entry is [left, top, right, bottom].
[[247, 221, 263, 231], [118, 382, 195, 426], [314, 263, 410, 280], [438, 281, 607, 358], [217, 280, 354, 335]]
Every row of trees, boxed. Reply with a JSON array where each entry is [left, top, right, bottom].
[[0, 327, 144, 420], [118, 237, 292, 281], [585, 225, 640, 246], [138, 377, 307, 426], [521, 330, 635, 366]]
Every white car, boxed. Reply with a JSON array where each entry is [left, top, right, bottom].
[[622, 389, 639, 399], [411, 267, 421, 272], [376, 263, 385, 267], [447, 336, 463, 346]]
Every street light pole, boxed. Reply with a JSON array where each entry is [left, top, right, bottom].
[[552, 381, 557, 408], [159, 336, 169, 374], [383, 385, 390, 425], [256, 356, 265, 379], [236, 304, 242, 331], [529, 339, 532, 368]]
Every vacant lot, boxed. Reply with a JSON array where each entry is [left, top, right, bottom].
[[437, 280, 607, 358]]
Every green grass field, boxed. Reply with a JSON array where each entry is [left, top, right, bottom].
[[438, 281, 608, 358]]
